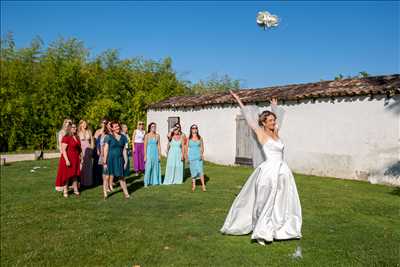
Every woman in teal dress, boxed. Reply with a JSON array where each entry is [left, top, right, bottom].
[[103, 121, 130, 199], [144, 122, 162, 186], [163, 126, 184, 185], [186, 124, 206, 192]]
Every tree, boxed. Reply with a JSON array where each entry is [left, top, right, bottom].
[[0, 35, 189, 152], [334, 74, 344, 81], [189, 73, 241, 95]]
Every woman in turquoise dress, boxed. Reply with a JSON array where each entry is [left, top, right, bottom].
[[163, 126, 184, 185], [103, 122, 130, 199], [186, 124, 206, 192], [144, 122, 162, 186]]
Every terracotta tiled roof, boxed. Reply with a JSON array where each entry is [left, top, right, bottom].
[[148, 74, 400, 109]]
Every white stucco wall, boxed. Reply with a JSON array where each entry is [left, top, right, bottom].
[[147, 105, 240, 165], [275, 95, 399, 183], [147, 94, 399, 184]]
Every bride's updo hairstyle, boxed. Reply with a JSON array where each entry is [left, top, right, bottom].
[[258, 110, 277, 126]]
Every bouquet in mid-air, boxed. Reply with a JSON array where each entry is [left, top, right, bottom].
[[256, 10, 279, 30]]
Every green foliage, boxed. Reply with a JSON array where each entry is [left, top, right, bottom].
[[0, 34, 190, 151], [189, 73, 241, 95], [334, 74, 344, 81], [334, 72, 370, 81]]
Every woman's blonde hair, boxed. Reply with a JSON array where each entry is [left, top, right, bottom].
[[63, 122, 73, 137], [59, 118, 72, 137], [78, 120, 92, 138], [61, 118, 72, 131]]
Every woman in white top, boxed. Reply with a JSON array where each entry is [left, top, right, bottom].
[[132, 121, 146, 175]]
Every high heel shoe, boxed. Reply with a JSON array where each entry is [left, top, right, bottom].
[[124, 194, 131, 199], [257, 239, 266, 246], [73, 191, 80, 197], [63, 191, 68, 198], [202, 186, 207, 192]]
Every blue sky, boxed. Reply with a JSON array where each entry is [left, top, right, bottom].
[[1, 1, 399, 88]]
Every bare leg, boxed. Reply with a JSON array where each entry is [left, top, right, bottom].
[[200, 175, 206, 192], [108, 175, 114, 191], [191, 179, 196, 192], [119, 178, 130, 198], [63, 185, 68, 198], [72, 178, 80, 195], [102, 174, 109, 199]]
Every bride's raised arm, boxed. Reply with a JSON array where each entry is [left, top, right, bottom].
[[229, 90, 265, 143], [270, 97, 285, 132]]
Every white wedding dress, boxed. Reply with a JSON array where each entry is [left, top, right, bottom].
[[220, 105, 302, 242]]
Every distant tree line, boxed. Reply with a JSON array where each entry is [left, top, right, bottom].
[[0, 33, 240, 152]]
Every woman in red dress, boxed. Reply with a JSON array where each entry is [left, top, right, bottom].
[[55, 122, 82, 198], [55, 118, 72, 191]]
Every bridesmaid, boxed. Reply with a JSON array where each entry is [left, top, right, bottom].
[[186, 124, 206, 192], [55, 118, 72, 191], [132, 121, 146, 176], [57, 118, 72, 152], [167, 123, 187, 159], [102, 122, 114, 192], [121, 124, 131, 177], [103, 121, 130, 199], [94, 118, 107, 186], [98, 121, 112, 198], [55, 122, 81, 198], [163, 125, 184, 185], [143, 122, 161, 187], [78, 120, 94, 188]]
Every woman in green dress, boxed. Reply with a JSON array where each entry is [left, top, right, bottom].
[[103, 121, 130, 199], [186, 124, 206, 192]]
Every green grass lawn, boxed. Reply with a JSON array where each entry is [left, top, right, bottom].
[[1, 159, 399, 266]]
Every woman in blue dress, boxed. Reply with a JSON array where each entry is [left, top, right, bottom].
[[103, 121, 130, 199], [163, 126, 184, 185], [186, 124, 206, 192], [144, 122, 162, 186]]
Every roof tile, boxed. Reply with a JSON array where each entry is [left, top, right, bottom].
[[149, 74, 400, 109]]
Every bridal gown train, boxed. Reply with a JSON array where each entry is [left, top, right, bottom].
[[220, 118, 302, 242]]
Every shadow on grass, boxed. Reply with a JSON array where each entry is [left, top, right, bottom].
[[79, 170, 139, 193], [79, 182, 102, 193], [101, 172, 144, 199], [183, 168, 191, 183], [126, 180, 144, 195], [389, 187, 400, 196], [192, 174, 210, 185]]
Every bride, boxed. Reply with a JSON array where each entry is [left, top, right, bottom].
[[220, 91, 302, 246]]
